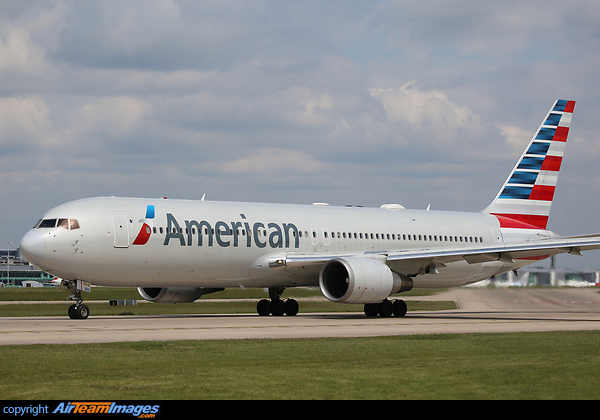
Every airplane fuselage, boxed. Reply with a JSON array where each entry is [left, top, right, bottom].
[[22, 196, 549, 290]]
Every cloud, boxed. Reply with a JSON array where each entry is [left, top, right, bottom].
[[0, 95, 53, 150], [283, 86, 335, 127], [66, 96, 151, 140], [2, 0, 600, 269], [220, 148, 326, 176], [370, 80, 480, 133], [498, 124, 532, 151]]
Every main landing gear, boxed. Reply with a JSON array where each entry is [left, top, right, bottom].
[[61, 280, 90, 319], [256, 287, 299, 316], [364, 299, 407, 318]]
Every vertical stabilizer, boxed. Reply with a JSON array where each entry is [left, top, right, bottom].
[[483, 99, 575, 229]]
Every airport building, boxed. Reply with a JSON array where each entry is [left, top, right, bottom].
[[0, 250, 55, 287], [488, 267, 600, 287]]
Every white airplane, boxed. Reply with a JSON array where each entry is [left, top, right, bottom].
[[19, 99, 600, 319]]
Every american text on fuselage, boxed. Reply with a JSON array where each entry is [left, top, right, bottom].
[[163, 213, 300, 249]]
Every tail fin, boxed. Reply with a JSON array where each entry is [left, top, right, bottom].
[[483, 99, 575, 229]]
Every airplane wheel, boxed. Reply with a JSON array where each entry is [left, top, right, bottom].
[[271, 299, 285, 316], [257, 299, 271, 316], [392, 299, 407, 317], [68, 304, 89, 319], [284, 299, 298, 316], [378, 299, 393, 318], [364, 303, 379, 317], [76, 305, 89, 319], [68, 304, 77, 319]]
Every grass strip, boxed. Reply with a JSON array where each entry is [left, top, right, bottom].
[[1, 331, 599, 400]]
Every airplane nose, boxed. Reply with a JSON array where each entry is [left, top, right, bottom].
[[19, 230, 46, 266]]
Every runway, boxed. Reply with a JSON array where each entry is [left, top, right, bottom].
[[2, 288, 600, 345]]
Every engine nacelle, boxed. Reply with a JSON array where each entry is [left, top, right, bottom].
[[137, 287, 221, 303], [319, 257, 410, 304]]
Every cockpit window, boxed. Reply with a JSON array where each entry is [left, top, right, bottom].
[[38, 219, 57, 228], [37, 218, 80, 230]]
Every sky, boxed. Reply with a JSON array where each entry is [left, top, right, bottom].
[[2, 0, 600, 270]]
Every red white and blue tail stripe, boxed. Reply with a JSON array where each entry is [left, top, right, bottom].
[[483, 99, 575, 230]]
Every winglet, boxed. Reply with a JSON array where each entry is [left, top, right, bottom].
[[482, 99, 575, 229]]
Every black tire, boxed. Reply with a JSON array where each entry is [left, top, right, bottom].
[[284, 299, 299, 316], [271, 299, 285, 316], [378, 300, 393, 318], [392, 299, 407, 317], [257, 299, 271, 316], [68, 304, 77, 319], [364, 303, 379, 317], [76, 305, 89, 319]]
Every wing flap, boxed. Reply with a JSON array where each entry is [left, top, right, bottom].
[[387, 234, 600, 267]]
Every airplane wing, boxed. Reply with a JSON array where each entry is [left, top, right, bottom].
[[283, 234, 600, 278]]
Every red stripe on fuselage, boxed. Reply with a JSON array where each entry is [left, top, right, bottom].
[[493, 214, 549, 230], [133, 223, 152, 245]]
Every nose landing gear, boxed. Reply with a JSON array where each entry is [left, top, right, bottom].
[[60, 280, 91, 319]]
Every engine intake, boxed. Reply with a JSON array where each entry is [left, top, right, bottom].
[[319, 257, 410, 304]]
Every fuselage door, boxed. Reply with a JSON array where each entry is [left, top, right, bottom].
[[112, 215, 129, 248]]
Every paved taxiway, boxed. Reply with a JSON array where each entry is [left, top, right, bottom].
[[2, 288, 600, 345]]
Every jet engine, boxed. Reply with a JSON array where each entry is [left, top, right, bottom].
[[137, 287, 222, 303], [319, 257, 410, 304]]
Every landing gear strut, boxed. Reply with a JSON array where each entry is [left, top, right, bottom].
[[61, 280, 90, 319], [256, 287, 299, 316], [364, 299, 407, 318]]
